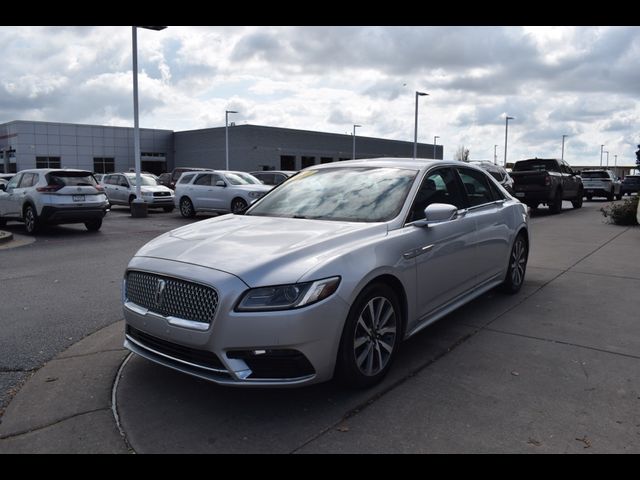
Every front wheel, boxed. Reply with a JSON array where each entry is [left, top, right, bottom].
[[571, 191, 583, 208], [500, 233, 528, 294], [231, 198, 248, 214], [336, 283, 401, 388], [179, 197, 195, 218]]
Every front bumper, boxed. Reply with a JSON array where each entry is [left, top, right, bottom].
[[122, 257, 350, 387]]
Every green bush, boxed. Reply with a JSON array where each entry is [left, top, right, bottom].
[[600, 195, 639, 225]]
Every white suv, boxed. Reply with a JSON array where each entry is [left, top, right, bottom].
[[102, 173, 175, 212], [0, 169, 109, 233], [175, 170, 272, 217], [581, 169, 622, 201]]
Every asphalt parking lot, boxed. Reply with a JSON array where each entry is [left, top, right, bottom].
[[0, 200, 639, 453]]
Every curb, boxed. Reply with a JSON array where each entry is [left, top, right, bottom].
[[0, 230, 13, 244]]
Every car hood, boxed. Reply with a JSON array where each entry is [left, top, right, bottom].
[[140, 185, 173, 194], [134, 214, 387, 286]]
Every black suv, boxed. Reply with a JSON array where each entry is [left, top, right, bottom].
[[621, 175, 640, 196]]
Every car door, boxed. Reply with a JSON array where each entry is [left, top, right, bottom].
[[209, 173, 229, 210], [561, 161, 579, 198], [402, 167, 478, 323], [456, 167, 512, 284], [0, 173, 23, 217], [190, 174, 214, 210]]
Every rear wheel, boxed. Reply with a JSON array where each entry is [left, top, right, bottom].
[[23, 205, 40, 235], [571, 190, 583, 208], [85, 219, 102, 232], [500, 233, 528, 294], [586, 195, 593, 201], [615, 192, 622, 200], [179, 197, 195, 218], [336, 283, 401, 388], [549, 189, 563, 214]]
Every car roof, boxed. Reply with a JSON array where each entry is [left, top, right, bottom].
[[17, 168, 93, 174], [307, 157, 463, 172]]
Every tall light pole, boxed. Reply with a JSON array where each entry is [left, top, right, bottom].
[[414, 91, 428, 159], [433, 135, 439, 159], [600, 144, 604, 167], [561, 134, 568, 161], [605, 150, 610, 167], [504, 115, 514, 167], [614, 154, 617, 167], [131, 25, 166, 218], [494, 144, 498, 165], [225, 110, 238, 170], [352, 124, 361, 160]]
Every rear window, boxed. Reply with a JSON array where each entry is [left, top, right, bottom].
[[513, 160, 559, 172], [178, 174, 196, 185], [47, 171, 98, 187], [581, 171, 608, 179]]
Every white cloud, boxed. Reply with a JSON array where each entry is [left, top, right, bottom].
[[1, 26, 639, 166]]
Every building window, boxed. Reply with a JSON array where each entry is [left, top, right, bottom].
[[36, 156, 61, 169], [93, 157, 115, 174], [301, 156, 315, 168], [280, 155, 296, 170], [320, 157, 333, 164]]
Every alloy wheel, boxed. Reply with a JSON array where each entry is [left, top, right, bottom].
[[353, 296, 397, 376], [510, 237, 527, 288]]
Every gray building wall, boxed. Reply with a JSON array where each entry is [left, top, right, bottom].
[[0, 120, 174, 174], [174, 124, 443, 171]]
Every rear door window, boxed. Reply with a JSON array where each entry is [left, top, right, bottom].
[[457, 168, 496, 207]]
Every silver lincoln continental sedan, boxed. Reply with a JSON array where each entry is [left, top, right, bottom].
[[123, 159, 529, 388]]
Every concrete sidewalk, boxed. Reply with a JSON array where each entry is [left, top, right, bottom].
[[1, 204, 638, 453]]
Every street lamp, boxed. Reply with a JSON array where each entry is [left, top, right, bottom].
[[504, 115, 514, 167], [352, 124, 361, 160], [561, 135, 568, 161], [414, 91, 428, 159], [600, 144, 605, 167], [225, 110, 238, 170], [131, 25, 166, 218], [605, 150, 610, 167], [614, 154, 618, 167], [433, 135, 440, 159], [494, 144, 498, 165]]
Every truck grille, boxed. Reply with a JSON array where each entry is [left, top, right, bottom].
[[125, 270, 218, 324]]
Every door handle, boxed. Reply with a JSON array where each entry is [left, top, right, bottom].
[[403, 244, 434, 260]]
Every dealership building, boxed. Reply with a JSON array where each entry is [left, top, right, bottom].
[[0, 120, 442, 175]]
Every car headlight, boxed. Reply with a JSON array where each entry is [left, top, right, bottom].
[[248, 191, 264, 199], [235, 276, 341, 312]]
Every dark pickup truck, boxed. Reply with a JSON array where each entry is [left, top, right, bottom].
[[510, 158, 583, 213]]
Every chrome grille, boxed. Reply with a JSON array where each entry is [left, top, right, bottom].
[[126, 271, 218, 324]]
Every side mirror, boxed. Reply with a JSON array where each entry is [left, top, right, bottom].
[[215, 180, 226, 187], [414, 203, 459, 227]]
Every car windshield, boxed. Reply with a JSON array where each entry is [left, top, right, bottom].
[[581, 171, 609, 179], [623, 176, 640, 183], [513, 160, 560, 172], [224, 172, 262, 185], [124, 174, 158, 186], [246, 167, 417, 222]]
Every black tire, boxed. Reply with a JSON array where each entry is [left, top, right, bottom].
[[179, 197, 195, 218], [128, 195, 136, 206], [23, 204, 40, 235], [0, 216, 6, 227], [586, 195, 592, 201], [500, 233, 528, 294], [163, 206, 174, 213], [549, 189, 563, 214], [336, 283, 402, 388], [571, 191, 583, 208], [606, 190, 614, 201], [615, 193, 622, 201], [85, 219, 102, 232], [231, 198, 248, 214]]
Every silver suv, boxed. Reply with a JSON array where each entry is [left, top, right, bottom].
[[0, 169, 108, 233], [581, 169, 622, 201], [102, 173, 175, 212]]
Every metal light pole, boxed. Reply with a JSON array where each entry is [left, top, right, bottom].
[[433, 135, 439, 159], [600, 144, 604, 167], [131, 25, 166, 218], [504, 116, 514, 167], [614, 154, 617, 167], [414, 91, 428, 159], [561, 135, 568, 161], [605, 151, 610, 167], [225, 110, 238, 170], [494, 144, 498, 165], [352, 124, 361, 160]]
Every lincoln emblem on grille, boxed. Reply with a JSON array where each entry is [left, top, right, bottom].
[[155, 279, 166, 308]]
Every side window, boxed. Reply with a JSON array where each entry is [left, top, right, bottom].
[[561, 162, 572, 175], [486, 177, 506, 200], [178, 174, 195, 185], [407, 167, 465, 223], [6, 174, 22, 190], [211, 174, 224, 186], [457, 168, 495, 207], [19, 173, 35, 188], [194, 174, 212, 186]]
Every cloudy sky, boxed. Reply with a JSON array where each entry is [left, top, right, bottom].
[[1, 26, 639, 166]]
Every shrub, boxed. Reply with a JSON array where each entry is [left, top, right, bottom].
[[600, 195, 639, 225]]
